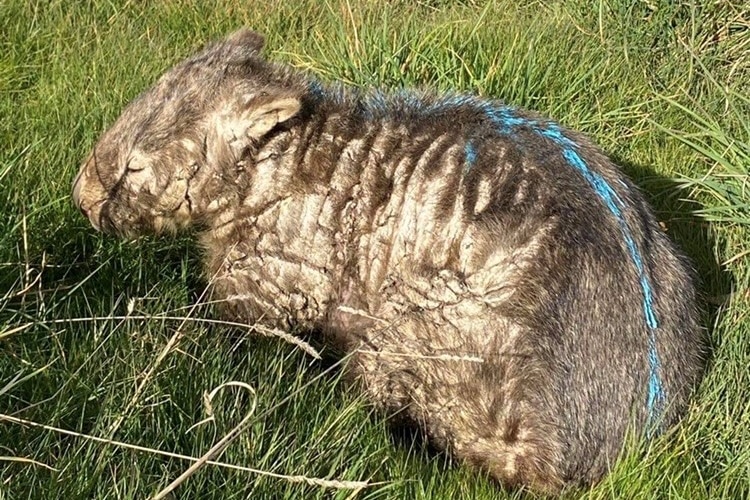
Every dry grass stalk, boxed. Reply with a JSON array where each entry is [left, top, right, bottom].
[[0, 413, 371, 491]]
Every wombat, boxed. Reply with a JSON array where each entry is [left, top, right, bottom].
[[72, 29, 705, 493]]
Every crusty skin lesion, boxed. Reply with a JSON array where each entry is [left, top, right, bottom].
[[72, 29, 706, 493]]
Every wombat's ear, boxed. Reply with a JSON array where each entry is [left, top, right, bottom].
[[210, 95, 300, 164], [240, 96, 301, 139], [226, 28, 265, 53]]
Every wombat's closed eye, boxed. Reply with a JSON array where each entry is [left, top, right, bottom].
[[73, 28, 706, 494]]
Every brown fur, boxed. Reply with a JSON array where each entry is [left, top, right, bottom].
[[73, 30, 706, 494]]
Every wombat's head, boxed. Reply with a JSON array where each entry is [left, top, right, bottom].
[[73, 29, 303, 236]]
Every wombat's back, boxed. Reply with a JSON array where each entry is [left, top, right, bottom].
[[296, 91, 706, 489]]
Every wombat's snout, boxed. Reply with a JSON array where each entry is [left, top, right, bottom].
[[72, 156, 106, 231], [71, 170, 85, 212]]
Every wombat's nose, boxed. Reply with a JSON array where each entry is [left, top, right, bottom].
[[72, 165, 103, 231], [72, 169, 84, 211]]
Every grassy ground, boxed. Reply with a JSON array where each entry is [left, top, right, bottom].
[[1, 0, 748, 498]]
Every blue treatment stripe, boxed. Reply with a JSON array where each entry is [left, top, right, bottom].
[[464, 141, 477, 173], [308, 80, 325, 99], [477, 103, 666, 425], [395, 88, 425, 109], [367, 90, 389, 113], [647, 335, 664, 423]]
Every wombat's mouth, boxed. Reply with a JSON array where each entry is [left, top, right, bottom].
[[79, 198, 108, 232], [72, 169, 109, 232]]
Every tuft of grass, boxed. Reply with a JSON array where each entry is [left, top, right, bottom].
[[664, 89, 749, 226], [1, 0, 748, 498]]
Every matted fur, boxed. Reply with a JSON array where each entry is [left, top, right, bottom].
[[72, 29, 705, 493]]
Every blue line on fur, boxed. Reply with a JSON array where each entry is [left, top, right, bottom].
[[537, 125, 661, 332], [481, 104, 666, 425], [366, 90, 389, 115], [646, 336, 664, 421], [396, 88, 424, 109], [464, 141, 477, 173], [308, 80, 325, 99]]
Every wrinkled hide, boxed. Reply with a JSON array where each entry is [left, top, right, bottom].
[[73, 29, 706, 493]]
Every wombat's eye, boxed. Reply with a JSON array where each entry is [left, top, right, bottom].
[[126, 157, 146, 172]]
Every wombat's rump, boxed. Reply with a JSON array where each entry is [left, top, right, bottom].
[[72, 29, 705, 493]]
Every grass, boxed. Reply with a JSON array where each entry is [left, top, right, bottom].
[[0, 0, 748, 498]]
